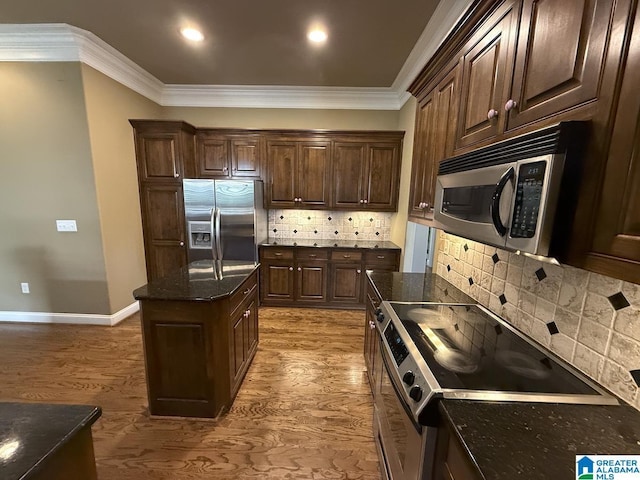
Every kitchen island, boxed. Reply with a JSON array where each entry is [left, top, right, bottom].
[[0, 402, 101, 480], [133, 260, 259, 418]]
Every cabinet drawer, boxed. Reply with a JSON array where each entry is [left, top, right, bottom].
[[297, 249, 329, 261], [364, 250, 399, 266], [330, 250, 363, 262], [261, 248, 294, 260], [229, 270, 258, 315]]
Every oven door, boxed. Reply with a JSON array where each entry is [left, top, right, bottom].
[[374, 338, 431, 480], [433, 162, 516, 248]]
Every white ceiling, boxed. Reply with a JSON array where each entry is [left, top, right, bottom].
[[0, 0, 474, 109]]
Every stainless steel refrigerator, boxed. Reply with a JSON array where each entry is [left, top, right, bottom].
[[183, 179, 267, 268]]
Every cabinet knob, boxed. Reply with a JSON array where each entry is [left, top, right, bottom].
[[179, 241, 184, 247], [357, 269, 361, 274], [297, 267, 302, 271], [487, 109, 498, 120], [422, 202, 430, 210], [505, 99, 517, 111], [232, 167, 237, 171], [418, 202, 424, 208], [360, 199, 364, 204], [343, 254, 351, 258], [369, 320, 376, 330], [223, 167, 228, 172], [289, 267, 294, 271], [174, 172, 180, 178], [363, 199, 368, 204]]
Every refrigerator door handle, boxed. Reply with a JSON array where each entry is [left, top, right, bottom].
[[210, 208, 217, 261], [214, 207, 223, 261]]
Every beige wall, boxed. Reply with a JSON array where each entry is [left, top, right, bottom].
[[0, 62, 110, 314], [81, 65, 162, 313], [390, 97, 416, 263], [162, 106, 399, 130]]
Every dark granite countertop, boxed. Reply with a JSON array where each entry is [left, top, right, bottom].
[[440, 400, 640, 480], [0, 402, 101, 480], [367, 269, 475, 304], [133, 260, 258, 301], [261, 237, 400, 249]]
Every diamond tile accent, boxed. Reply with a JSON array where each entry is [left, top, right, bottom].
[[375, 232, 380, 236], [369, 218, 374, 222], [468, 277, 474, 286], [535, 267, 547, 281], [314, 230, 318, 234], [293, 229, 297, 234], [443, 288, 449, 297], [546, 321, 559, 335], [447, 265, 451, 272], [355, 231, 359, 235], [307, 216, 311, 220], [454, 324, 459, 332], [492, 253, 500, 264], [499, 294, 507, 305], [328, 216, 332, 221], [630, 369, 640, 387], [464, 244, 469, 252], [279, 215, 284, 220], [272, 229, 277, 233], [348, 217, 352, 222], [607, 292, 630, 311], [494, 325, 503, 335], [334, 230, 339, 235]]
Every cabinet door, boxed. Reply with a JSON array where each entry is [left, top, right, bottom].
[[409, 65, 460, 221], [261, 261, 295, 302], [141, 185, 187, 281], [506, 0, 616, 131], [364, 143, 400, 211], [329, 264, 363, 304], [456, 1, 519, 150], [298, 142, 331, 208], [266, 141, 297, 208], [197, 135, 229, 178], [332, 143, 366, 208], [230, 308, 246, 391], [296, 261, 328, 302], [586, 4, 640, 284], [230, 137, 261, 178], [246, 298, 259, 357], [137, 132, 183, 182]]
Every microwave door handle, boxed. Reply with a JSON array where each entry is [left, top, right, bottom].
[[491, 167, 515, 237]]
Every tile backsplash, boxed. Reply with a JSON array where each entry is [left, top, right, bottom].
[[267, 210, 392, 241], [435, 231, 640, 411]]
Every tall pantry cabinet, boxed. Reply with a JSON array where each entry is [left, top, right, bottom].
[[130, 120, 196, 282]]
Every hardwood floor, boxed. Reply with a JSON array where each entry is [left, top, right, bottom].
[[0, 307, 381, 480]]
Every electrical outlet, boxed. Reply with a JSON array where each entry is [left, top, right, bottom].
[[20, 282, 29, 294], [56, 220, 77, 232]]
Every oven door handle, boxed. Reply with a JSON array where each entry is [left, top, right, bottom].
[[379, 338, 422, 434], [490, 166, 515, 237]]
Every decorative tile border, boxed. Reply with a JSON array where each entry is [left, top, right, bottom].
[[267, 210, 393, 241], [435, 231, 640, 411]]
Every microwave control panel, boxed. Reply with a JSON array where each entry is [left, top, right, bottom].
[[510, 161, 546, 238]]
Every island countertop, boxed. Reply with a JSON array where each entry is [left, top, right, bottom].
[[133, 260, 258, 302], [0, 402, 101, 480]]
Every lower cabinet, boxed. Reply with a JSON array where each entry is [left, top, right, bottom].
[[260, 246, 400, 308], [139, 270, 258, 418], [432, 406, 482, 480]]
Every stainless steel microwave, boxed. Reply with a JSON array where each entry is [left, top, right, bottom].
[[433, 122, 587, 258]]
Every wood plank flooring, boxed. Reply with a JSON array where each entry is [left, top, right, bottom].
[[0, 307, 381, 480]]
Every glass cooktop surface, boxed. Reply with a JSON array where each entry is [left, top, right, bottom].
[[388, 302, 599, 395]]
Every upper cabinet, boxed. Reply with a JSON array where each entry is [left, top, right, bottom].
[[196, 131, 261, 179], [453, 0, 618, 153], [409, 63, 460, 222], [265, 138, 331, 209], [333, 138, 402, 211]]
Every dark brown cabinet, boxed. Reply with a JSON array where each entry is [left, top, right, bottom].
[[432, 407, 482, 480], [409, 63, 460, 223], [364, 276, 382, 394], [265, 139, 331, 209], [138, 269, 259, 418], [196, 131, 261, 179], [333, 141, 401, 211], [584, 2, 640, 285], [260, 246, 400, 308], [131, 120, 195, 281]]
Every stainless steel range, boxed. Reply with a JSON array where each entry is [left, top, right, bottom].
[[373, 300, 618, 480]]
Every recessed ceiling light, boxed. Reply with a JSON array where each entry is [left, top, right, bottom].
[[307, 28, 328, 43], [180, 27, 204, 42]]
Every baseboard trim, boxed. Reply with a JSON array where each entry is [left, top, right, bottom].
[[0, 301, 139, 326]]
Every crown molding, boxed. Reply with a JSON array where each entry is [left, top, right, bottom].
[[162, 84, 407, 110], [0, 11, 466, 110], [392, 0, 476, 93]]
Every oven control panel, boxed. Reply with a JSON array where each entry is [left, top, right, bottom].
[[384, 323, 409, 366]]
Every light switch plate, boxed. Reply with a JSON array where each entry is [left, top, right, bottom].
[[56, 220, 77, 232]]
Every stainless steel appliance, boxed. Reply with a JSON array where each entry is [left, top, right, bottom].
[[433, 122, 587, 258], [373, 300, 617, 480], [183, 179, 267, 268]]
